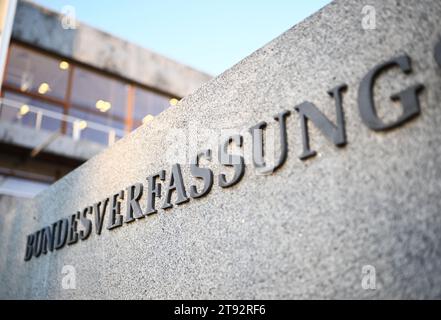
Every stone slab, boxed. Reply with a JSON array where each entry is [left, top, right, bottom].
[[1, 0, 441, 299]]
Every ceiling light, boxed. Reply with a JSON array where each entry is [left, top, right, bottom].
[[20, 83, 29, 92], [142, 114, 154, 124], [169, 98, 179, 106], [38, 83, 50, 95], [95, 100, 111, 112], [59, 61, 70, 70], [78, 120, 88, 130], [19, 104, 30, 116]]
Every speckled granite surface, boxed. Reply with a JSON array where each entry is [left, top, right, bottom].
[[1, 0, 440, 299]]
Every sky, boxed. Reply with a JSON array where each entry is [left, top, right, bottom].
[[33, 0, 331, 76]]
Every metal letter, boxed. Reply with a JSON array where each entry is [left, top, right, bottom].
[[125, 183, 144, 223], [93, 198, 108, 235], [146, 170, 165, 215], [190, 149, 214, 199], [41, 226, 54, 254], [218, 135, 245, 188], [358, 55, 424, 131], [33, 230, 42, 258], [54, 218, 69, 250], [294, 84, 347, 160], [162, 164, 190, 209], [107, 191, 124, 230], [249, 110, 290, 173], [79, 206, 92, 240], [24, 234, 35, 261], [67, 213, 79, 245]]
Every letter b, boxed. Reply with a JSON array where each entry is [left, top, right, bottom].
[[24, 234, 35, 261]]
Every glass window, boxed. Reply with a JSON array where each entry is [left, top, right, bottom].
[[1, 43, 179, 143], [1, 91, 63, 133], [133, 87, 171, 128], [0, 175, 50, 198], [71, 67, 128, 123], [66, 108, 124, 145], [5, 44, 69, 100]]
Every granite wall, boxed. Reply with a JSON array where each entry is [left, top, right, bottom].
[[1, 0, 441, 299]]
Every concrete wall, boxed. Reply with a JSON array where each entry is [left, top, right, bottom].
[[1, 0, 441, 299], [11, 0, 212, 98]]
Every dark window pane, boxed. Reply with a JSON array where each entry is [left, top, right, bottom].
[[133, 87, 171, 126], [71, 67, 128, 123], [5, 44, 69, 100]]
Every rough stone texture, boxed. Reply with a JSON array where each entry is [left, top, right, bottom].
[[12, 0, 212, 98], [1, 0, 441, 299]]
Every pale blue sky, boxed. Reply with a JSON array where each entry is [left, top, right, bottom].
[[33, 0, 331, 75]]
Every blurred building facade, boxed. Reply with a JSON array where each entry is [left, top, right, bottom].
[[0, 0, 211, 199]]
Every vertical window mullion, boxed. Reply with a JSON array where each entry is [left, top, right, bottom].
[[62, 64, 75, 134], [125, 84, 135, 133]]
